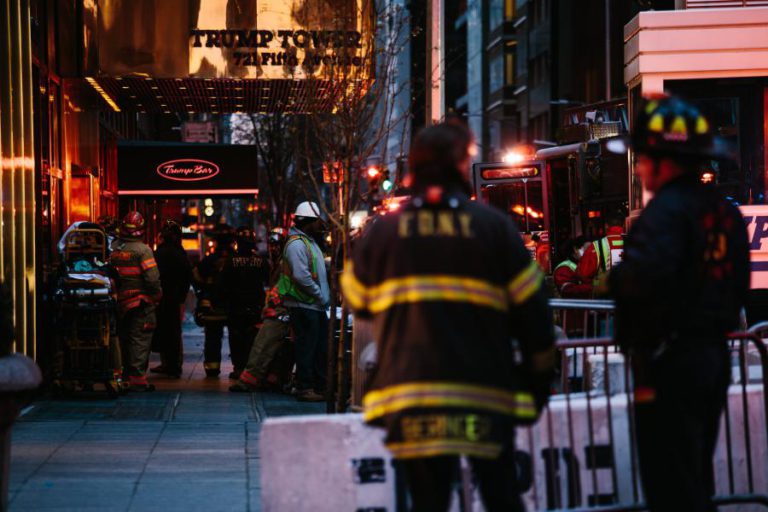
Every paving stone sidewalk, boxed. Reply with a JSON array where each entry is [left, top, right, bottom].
[[9, 325, 325, 512]]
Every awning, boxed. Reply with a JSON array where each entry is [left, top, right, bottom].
[[90, 0, 373, 114], [117, 142, 259, 196]]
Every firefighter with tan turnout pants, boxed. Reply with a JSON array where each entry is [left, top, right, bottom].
[[342, 122, 555, 511], [110, 212, 162, 392]]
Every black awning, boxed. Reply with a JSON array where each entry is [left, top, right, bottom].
[[117, 142, 259, 196]]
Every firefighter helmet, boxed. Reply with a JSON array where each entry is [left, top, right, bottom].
[[120, 211, 146, 238], [616, 95, 731, 160]]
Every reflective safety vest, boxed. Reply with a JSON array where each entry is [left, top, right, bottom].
[[276, 235, 319, 305], [593, 234, 624, 286], [554, 260, 577, 273]]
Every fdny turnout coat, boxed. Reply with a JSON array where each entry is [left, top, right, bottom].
[[110, 237, 162, 314], [342, 190, 554, 460]]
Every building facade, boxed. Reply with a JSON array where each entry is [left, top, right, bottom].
[[624, 0, 768, 213], [440, 0, 645, 161]]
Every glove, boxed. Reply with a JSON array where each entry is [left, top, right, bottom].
[[194, 299, 212, 327]]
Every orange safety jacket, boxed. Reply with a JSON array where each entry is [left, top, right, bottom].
[[576, 226, 625, 287], [110, 237, 162, 313]]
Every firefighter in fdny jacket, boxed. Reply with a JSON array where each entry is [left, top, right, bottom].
[[110, 212, 162, 392], [342, 122, 555, 511], [609, 96, 749, 511], [219, 226, 269, 379]]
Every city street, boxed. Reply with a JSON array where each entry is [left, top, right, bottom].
[[2, 0, 768, 510], [8, 325, 323, 511]]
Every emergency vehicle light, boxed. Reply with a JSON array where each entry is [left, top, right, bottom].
[[481, 167, 539, 180]]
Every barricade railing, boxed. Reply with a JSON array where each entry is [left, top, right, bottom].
[[519, 332, 768, 511], [550, 298, 615, 340]]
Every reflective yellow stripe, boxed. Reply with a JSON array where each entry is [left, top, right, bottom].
[[363, 381, 536, 421], [368, 275, 507, 312], [387, 440, 502, 459], [340, 263, 368, 310], [508, 261, 543, 305], [141, 258, 157, 270], [343, 270, 509, 313]]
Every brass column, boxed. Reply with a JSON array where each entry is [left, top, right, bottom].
[[0, 0, 37, 357]]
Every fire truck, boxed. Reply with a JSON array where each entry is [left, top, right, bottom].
[[472, 100, 629, 273]]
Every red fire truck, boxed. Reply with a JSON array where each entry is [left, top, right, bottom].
[[472, 101, 630, 273]]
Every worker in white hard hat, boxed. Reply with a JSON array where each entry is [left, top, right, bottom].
[[275, 201, 330, 402]]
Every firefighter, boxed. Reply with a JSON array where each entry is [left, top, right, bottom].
[[608, 96, 749, 511], [576, 212, 625, 295], [230, 227, 292, 392], [219, 226, 269, 379], [342, 122, 554, 511], [193, 223, 234, 377], [554, 236, 592, 298], [110, 211, 162, 392], [278, 202, 330, 402], [150, 220, 192, 378]]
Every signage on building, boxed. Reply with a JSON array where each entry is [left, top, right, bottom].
[[98, 0, 371, 81], [183, 122, 219, 143], [156, 159, 220, 182], [118, 143, 258, 196]]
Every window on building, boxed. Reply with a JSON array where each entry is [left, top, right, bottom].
[[531, 113, 549, 141], [531, 54, 548, 86], [490, 0, 517, 30], [505, 45, 516, 86], [531, 0, 549, 26], [489, 53, 504, 93], [490, 0, 504, 30]]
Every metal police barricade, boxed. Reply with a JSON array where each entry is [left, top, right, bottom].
[[549, 299, 617, 393], [521, 332, 768, 511], [260, 332, 768, 511], [550, 298, 615, 339]]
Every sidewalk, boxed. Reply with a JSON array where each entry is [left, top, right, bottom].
[[9, 325, 325, 512]]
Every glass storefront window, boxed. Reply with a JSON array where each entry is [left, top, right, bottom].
[[690, 97, 745, 202]]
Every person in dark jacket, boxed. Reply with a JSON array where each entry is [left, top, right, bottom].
[[219, 226, 269, 379], [342, 122, 555, 512], [609, 96, 750, 512], [150, 220, 192, 378], [193, 225, 234, 377]]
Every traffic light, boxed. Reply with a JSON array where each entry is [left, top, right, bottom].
[[366, 165, 382, 191], [381, 170, 393, 192]]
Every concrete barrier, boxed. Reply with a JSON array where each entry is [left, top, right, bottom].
[[260, 386, 767, 511]]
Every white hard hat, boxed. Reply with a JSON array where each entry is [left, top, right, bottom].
[[294, 201, 322, 219]]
